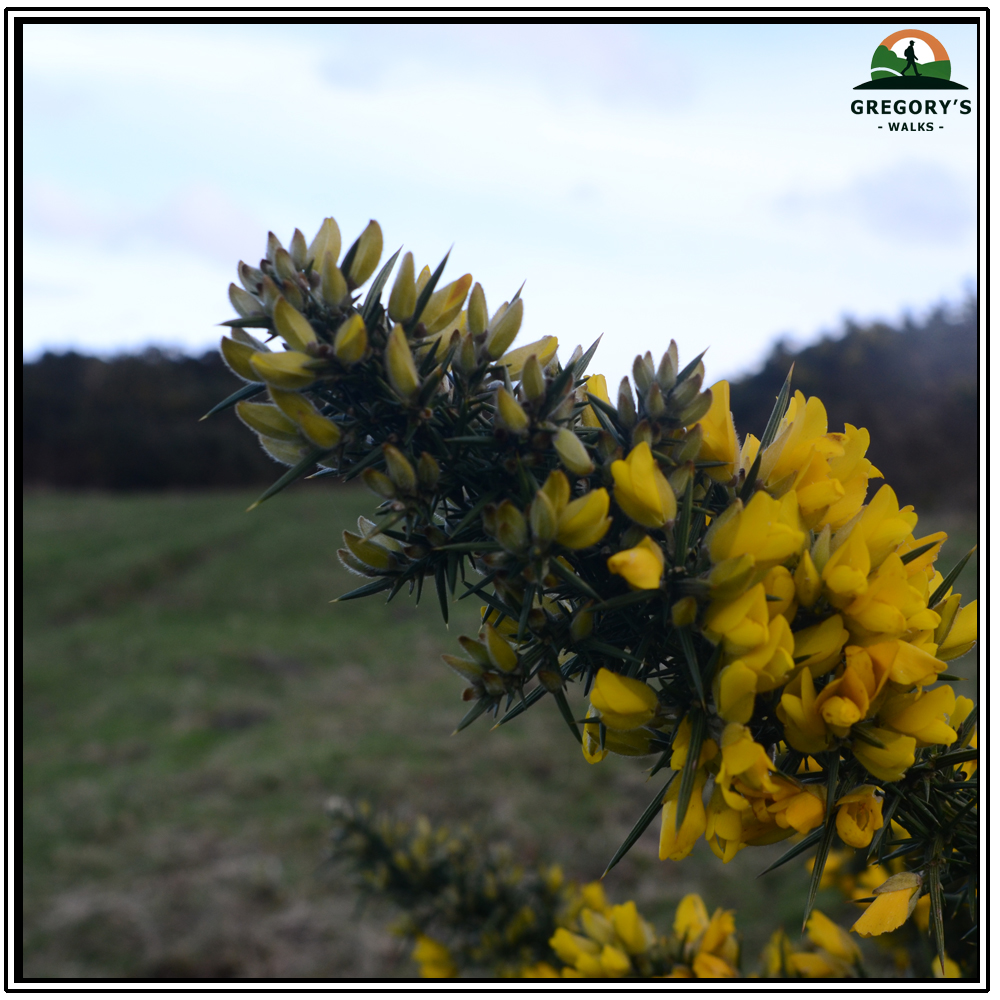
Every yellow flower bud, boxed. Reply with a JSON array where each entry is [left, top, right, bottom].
[[342, 531, 398, 571], [673, 894, 709, 942], [361, 467, 396, 499], [610, 442, 676, 528], [610, 901, 655, 956], [556, 489, 611, 549], [715, 661, 757, 724], [321, 252, 349, 306], [607, 536, 664, 591], [387, 251, 416, 321], [482, 622, 518, 672], [307, 217, 341, 269], [851, 727, 916, 782], [268, 387, 341, 449], [496, 387, 530, 435], [249, 350, 320, 390], [347, 220, 383, 287], [382, 444, 417, 495], [521, 353, 546, 401], [937, 600, 977, 660], [421, 274, 473, 334], [581, 374, 610, 428], [499, 335, 558, 379], [258, 435, 311, 466], [442, 653, 485, 683], [589, 668, 658, 731], [333, 314, 367, 366], [486, 298, 524, 359], [221, 336, 261, 381], [467, 282, 488, 336], [554, 428, 594, 476], [660, 771, 707, 861], [794, 549, 822, 607], [386, 323, 420, 401], [236, 401, 300, 441]]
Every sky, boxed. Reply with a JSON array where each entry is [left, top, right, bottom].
[[20, 18, 980, 387]]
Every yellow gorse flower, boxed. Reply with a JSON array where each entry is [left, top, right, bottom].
[[610, 442, 677, 528]]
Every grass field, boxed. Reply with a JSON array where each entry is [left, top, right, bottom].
[[22, 487, 978, 979]]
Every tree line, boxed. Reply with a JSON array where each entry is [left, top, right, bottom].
[[22, 299, 977, 509]]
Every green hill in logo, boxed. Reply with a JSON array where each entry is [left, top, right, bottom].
[[855, 32, 968, 90]]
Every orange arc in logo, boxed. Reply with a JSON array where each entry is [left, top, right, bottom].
[[878, 29, 949, 62]]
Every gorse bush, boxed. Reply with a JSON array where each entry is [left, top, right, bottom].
[[329, 799, 970, 979], [203, 215, 978, 979]]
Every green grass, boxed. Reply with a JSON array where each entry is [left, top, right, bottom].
[[22, 488, 978, 979]]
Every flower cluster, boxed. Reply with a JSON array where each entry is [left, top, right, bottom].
[[207, 215, 978, 972]]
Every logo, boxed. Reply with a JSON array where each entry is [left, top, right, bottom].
[[854, 29, 968, 90]]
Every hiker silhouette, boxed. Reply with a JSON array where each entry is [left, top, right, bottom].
[[901, 40, 921, 76]]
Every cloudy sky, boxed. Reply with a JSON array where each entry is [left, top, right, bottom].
[[21, 19, 980, 386]]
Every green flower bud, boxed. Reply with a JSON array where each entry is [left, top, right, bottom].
[[656, 349, 677, 392], [442, 654, 486, 684], [289, 228, 308, 269], [617, 377, 637, 428], [418, 452, 441, 491], [268, 387, 341, 450], [229, 283, 263, 319], [646, 382, 666, 419], [249, 350, 319, 390], [632, 353, 654, 395], [220, 336, 259, 381], [258, 434, 311, 466], [678, 390, 712, 426], [383, 444, 417, 495], [273, 246, 298, 282], [458, 636, 492, 667], [235, 401, 300, 441], [530, 489, 557, 545], [570, 607, 594, 642], [676, 424, 703, 463], [361, 467, 396, 499], [273, 297, 317, 352], [238, 260, 264, 294], [670, 596, 698, 627], [308, 217, 342, 270], [343, 530, 398, 571], [486, 298, 524, 360], [554, 428, 595, 477], [495, 500, 528, 554], [266, 231, 284, 262]]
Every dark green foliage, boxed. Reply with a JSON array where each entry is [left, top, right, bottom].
[[22, 349, 279, 489]]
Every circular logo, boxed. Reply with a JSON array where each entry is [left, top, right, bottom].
[[871, 29, 951, 82]]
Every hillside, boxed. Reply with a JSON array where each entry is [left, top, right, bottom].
[[728, 298, 978, 511]]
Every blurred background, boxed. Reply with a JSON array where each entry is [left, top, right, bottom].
[[22, 20, 979, 979]]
